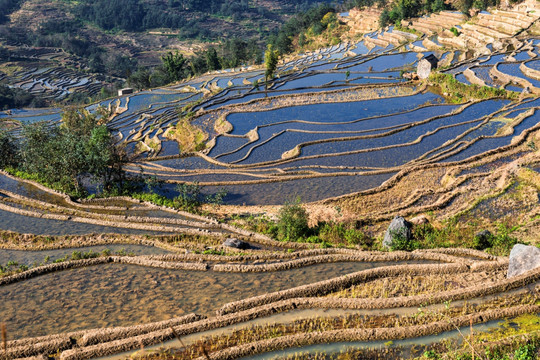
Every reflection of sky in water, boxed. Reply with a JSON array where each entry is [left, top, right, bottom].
[[226, 92, 442, 135]]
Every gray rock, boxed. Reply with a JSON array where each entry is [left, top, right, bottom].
[[223, 238, 251, 250], [507, 244, 540, 278], [383, 216, 412, 249]]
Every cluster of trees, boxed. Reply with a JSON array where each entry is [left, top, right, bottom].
[[378, 0, 445, 27], [36, 20, 136, 77], [0, 85, 45, 110], [0, 109, 228, 210], [128, 38, 262, 89], [0, 108, 127, 196], [455, 0, 498, 13], [74, 0, 251, 34], [268, 4, 337, 54], [73, 0, 334, 39]]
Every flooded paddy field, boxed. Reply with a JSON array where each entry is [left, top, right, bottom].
[[2, 19, 540, 360]]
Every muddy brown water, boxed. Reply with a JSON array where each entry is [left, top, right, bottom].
[[1, 261, 422, 340]]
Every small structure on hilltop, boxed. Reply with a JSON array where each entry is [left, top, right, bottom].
[[417, 54, 439, 79], [118, 88, 134, 96]]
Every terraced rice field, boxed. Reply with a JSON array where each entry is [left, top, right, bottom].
[[2, 3, 540, 359], [0, 47, 118, 101]]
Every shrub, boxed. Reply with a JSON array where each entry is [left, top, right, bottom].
[[514, 343, 537, 360], [344, 228, 369, 247], [490, 223, 518, 255], [175, 182, 203, 212], [314, 221, 371, 248], [305, 235, 322, 243], [277, 198, 309, 241], [390, 229, 419, 251], [423, 350, 440, 359]]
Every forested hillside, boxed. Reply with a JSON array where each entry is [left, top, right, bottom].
[[2, 0, 337, 40], [0, 0, 338, 80]]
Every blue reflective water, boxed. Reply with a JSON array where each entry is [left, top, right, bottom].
[[208, 135, 250, 157], [275, 73, 352, 90], [0, 108, 61, 118], [350, 42, 370, 55], [471, 67, 496, 86], [455, 74, 470, 85], [513, 51, 531, 61], [198, 172, 396, 205], [4, 112, 61, 124], [218, 105, 459, 164], [443, 108, 540, 162], [498, 63, 523, 78], [226, 93, 442, 135], [0, 245, 171, 266], [298, 102, 502, 158]]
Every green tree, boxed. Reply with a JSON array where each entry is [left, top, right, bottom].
[[174, 182, 203, 212], [0, 130, 19, 169], [431, 0, 445, 12], [206, 48, 221, 71], [61, 108, 100, 137], [189, 54, 208, 75], [161, 50, 189, 82], [298, 33, 307, 47], [320, 12, 337, 29], [264, 44, 279, 90], [86, 125, 128, 193], [379, 9, 391, 27], [18, 108, 126, 196], [0, 85, 36, 110], [128, 68, 152, 90], [456, 0, 474, 14]]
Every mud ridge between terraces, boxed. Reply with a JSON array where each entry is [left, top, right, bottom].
[[0, 190, 222, 230], [0, 256, 208, 287], [491, 62, 540, 94], [2, 314, 203, 359], [216, 261, 514, 315], [0, 249, 474, 286], [138, 248, 500, 263], [176, 100, 525, 175], [211, 101, 458, 163], [56, 300, 540, 360], [0, 201, 225, 237]]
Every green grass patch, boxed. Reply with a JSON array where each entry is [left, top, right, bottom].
[[429, 73, 519, 103]]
